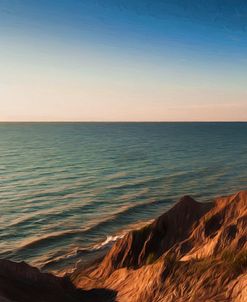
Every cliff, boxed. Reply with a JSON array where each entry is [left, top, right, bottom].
[[0, 190, 246, 302], [72, 191, 247, 302]]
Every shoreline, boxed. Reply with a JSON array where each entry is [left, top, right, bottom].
[[1, 190, 246, 301]]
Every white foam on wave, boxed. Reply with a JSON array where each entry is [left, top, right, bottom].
[[41, 234, 125, 270], [91, 234, 126, 251], [41, 219, 155, 275]]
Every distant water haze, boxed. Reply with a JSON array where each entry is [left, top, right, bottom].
[[0, 122, 246, 273]]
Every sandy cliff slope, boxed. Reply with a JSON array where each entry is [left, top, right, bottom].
[[0, 190, 246, 302], [72, 190, 247, 302]]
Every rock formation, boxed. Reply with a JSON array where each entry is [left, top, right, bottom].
[[0, 191, 246, 302], [72, 191, 247, 302]]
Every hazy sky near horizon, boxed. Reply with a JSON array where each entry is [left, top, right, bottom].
[[1, 0, 247, 121]]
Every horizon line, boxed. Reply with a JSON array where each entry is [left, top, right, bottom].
[[0, 120, 246, 123]]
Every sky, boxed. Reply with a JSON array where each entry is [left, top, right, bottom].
[[0, 0, 247, 121]]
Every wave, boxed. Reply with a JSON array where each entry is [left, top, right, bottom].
[[16, 230, 81, 251], [40, 220, 154, 272], [40, 234, 126, 271], [86, 234, 125, 251], [14, 197, 171, 256]]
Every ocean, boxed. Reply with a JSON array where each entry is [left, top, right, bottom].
[[0, 122, 246, 273]]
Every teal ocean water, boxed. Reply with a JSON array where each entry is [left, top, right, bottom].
[[0, 122, 246, 273]]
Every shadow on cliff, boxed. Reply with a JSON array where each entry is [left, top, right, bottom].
[[78, 287, 117, 302], [0, 259, 117, 302]]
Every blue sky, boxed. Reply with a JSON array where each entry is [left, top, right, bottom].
[[0, 0, 247, 121]]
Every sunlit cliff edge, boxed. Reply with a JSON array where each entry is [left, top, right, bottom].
[[1, 190, 246, 302]]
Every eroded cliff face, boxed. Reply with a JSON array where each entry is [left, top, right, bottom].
[[72, 191, 247, 302], [0, 191, 246, 302]]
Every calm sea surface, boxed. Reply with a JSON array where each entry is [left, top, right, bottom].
[[0, 122, 246, 273]]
